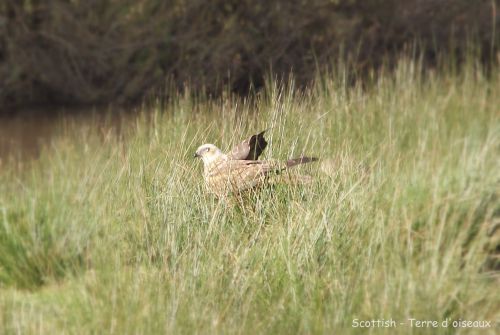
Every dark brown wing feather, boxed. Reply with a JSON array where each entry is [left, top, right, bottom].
[[228, 130, 268, 160], [286, 156, 318, 168]]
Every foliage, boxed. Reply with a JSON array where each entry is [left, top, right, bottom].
[[0, 0, 498, 111]]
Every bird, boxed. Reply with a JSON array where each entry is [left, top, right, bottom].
[[228, 129, 268, 160], [194, 131, 317, 197]]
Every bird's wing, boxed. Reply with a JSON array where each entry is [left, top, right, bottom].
[[228, 130, 268, 160], [206, 159, 279, 194], [205, 155, 318, 196]]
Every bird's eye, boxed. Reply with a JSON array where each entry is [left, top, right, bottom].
[[206, 147, 210, 152]]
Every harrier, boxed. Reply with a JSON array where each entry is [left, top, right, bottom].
[[194, 131, 317, 197]]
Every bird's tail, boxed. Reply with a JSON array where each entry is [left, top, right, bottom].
[[285, 156, 318, 168], [268, 173, 314, 186]]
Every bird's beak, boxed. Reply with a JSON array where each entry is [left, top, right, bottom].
[[194, 152, 200, 158]]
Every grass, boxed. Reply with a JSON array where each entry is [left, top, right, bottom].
[[0, 59, 499, 334]]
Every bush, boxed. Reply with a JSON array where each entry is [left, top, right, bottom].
[[0, 0, 498, 111]]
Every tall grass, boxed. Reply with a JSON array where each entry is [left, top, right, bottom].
[[0, 60, 499, 334]]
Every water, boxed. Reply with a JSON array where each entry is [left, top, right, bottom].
[[0, 108, 133, 164], [0, 113, 58, 162]]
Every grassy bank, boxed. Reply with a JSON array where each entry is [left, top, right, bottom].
[[0, 60, 499, 334]]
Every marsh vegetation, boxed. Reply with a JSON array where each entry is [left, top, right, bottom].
[[0, 59, 499, 334]]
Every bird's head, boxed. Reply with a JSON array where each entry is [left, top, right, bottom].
[[194, 143, 225, 166]]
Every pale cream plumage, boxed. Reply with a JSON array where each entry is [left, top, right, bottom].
[[194, 132, 317, 197]]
